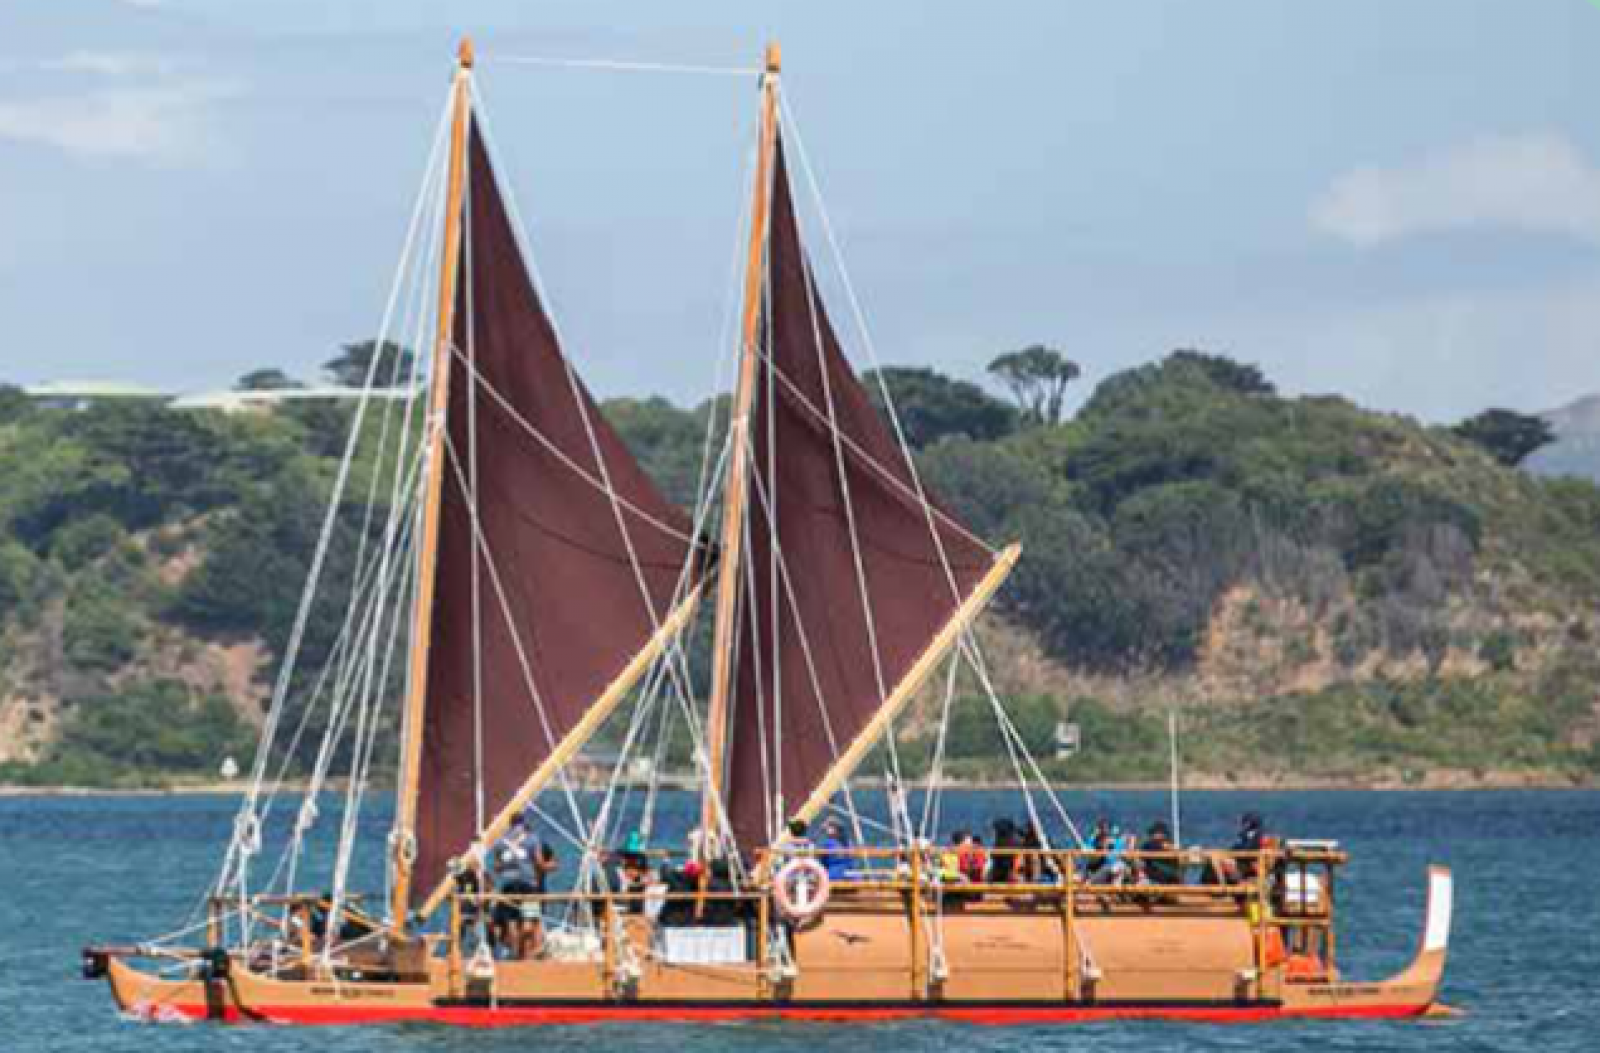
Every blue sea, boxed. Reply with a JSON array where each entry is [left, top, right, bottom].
[[1, 789, 1595, 1051]]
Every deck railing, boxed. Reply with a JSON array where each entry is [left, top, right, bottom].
[[199, 842, 1342, 996]]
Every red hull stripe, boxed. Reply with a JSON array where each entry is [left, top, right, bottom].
[[147, 1002, 1431, 1026]]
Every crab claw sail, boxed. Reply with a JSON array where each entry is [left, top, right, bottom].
[[407, 116, 706, 906], [716, 131, 1015, 853]]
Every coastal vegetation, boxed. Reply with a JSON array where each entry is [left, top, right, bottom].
[[2, 347, 1597, 787]]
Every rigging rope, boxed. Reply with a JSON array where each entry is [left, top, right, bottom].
[[779, 88, 1087, 849], [485, 54, 757, 78], [209, 88, 456, 934]]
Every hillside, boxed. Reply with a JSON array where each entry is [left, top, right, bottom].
[[1529, 393, 1600, 483], [2, 353, 1599, 788]]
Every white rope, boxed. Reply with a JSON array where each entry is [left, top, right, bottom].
[[470, 88, 703, 654], [210, 86, 456, 933], [779, 89, 1087, 848], [486, 54, 757, 78], [326, 499, 424, 942], [918, 656, 961, 841], [444, 352, 696, 544], [782, 85, 908, 841], [439, 434, 597, 851], [744, 457, 869, 849], [464, 88, 745, 869], [276, 443, 429, 896]]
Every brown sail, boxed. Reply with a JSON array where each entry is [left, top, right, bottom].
[[722, 136, 997, 852], [412, 122, 701, 901]]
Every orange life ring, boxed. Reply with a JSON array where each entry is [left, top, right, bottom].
[[773, 858, 830, 923]]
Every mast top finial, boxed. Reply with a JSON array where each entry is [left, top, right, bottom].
[[764, 42, 781, 74], [457, 38, 476, 70]]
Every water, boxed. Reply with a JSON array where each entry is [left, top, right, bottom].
[[2, 789, 1595, 1051]]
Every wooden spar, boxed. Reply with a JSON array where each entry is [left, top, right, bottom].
[[698, 42, 782, 853], [390, 38, 475, 928], [415, 580, 707, 918], [790, 543, 1022, 832]]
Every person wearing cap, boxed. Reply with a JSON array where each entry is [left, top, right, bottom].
[[1232, 812, 1266, 881], [608, 831, 654, 915], [817, 819, 852, 882], [1140, 820, 1182, 886], [1082, 817, 1113, 881], [774, 818, 814, 869]]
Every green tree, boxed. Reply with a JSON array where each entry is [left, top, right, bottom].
[[1167, 350, 1273, 396], [1452, 408, 1556, 467], [862, 366, 1017, 448], [1080, 349, 1272, 422], [324, 340, 418, 389], [987, 345, 1080, 426], [0, 384, 31, 424], [0, 540, 40, 618], [235, 368, 303, 392], [604, 397, 707, 509]]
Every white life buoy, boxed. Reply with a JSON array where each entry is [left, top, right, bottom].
[[773, 858, 830, 923]]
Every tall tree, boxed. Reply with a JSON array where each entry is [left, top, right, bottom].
[[1453, 409, 1556, 467], [322, 340, 417, 389], [862, 366, 1017, 448], [987, 345, 1081, 426], [0, 384, 31, 424], [234, 368, 302, 392]]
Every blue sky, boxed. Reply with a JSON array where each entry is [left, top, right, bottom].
[[1, 0, 1598, 420]]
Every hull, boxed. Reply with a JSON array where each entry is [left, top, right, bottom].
[[118, 998, 1441, 1026], [104, 867, 1453, 1027]]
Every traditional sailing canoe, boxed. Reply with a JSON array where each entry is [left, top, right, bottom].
[[83, 40, 1454, 1025]]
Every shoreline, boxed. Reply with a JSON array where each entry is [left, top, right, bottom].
[[3, 775, 1595, 798]]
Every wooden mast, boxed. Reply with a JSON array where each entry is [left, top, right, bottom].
[[698, 42, 782, 856], [390, 38, 475, 928]]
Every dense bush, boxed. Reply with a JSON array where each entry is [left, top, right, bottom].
[[6, 680, 255, 786]]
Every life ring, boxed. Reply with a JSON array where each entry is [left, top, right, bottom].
[[773, 858, 830, 923]]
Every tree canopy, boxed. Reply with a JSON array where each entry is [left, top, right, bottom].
[[987, 345, 1081, 426], [235, 368, 303, 392], [862, 366, 1017, 448], [6, 345, 1600, 786], [323, 340, 418, 389], [1452, 408, 1556, 467]]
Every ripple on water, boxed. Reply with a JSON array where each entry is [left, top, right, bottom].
[[2, 790, 1597, 1053]]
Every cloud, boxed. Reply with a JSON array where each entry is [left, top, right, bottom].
[[42, 51, 173, 77], [1183, 271, 1600, 422], [1311, 132, 1600, 247], [0, 81, 230, 162]]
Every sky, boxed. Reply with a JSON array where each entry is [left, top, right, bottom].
[[1, 0, 1598, 421]]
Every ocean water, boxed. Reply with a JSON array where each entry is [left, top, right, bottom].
[[1, 789, 1595, 1051]]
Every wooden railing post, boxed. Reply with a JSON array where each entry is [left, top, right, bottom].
[[447, 891, 462, 996], [1062, 851, 1078, 1000], [757, 889, 772, 1000], [602, 896, 617, 996], [909, 845, 925, 1000], [1255, 850, 1270, 1000]]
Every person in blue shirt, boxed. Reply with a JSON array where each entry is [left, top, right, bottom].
[[817, 819, 852, 881]]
